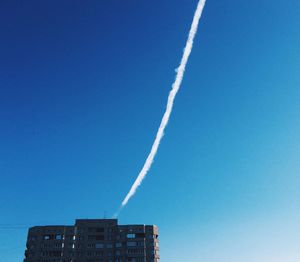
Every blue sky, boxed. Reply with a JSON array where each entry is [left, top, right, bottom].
[[1, 0, 300, 261]]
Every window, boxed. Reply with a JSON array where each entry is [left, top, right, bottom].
[[96, 227, 104, 233], [127, 233, 135, 238], [136, 241, 144, 247], [97, 235, 104, 240], [54, 243, 62, 248], [127, 249, 144, 255], [127, 241, 137, 247], [88, 243, 95, 248], [95, 243, 104, 249], [96, 251, 104, 256], [55, 235, 62, 240]]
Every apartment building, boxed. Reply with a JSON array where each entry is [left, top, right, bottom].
[[24, 219, 159, 262]]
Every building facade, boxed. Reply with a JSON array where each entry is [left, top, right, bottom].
[[24, 219, 159, 262]]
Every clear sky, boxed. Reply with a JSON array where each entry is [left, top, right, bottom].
[[0, 0, 300, 261]]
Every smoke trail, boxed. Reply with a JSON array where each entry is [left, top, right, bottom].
[[116, 0, 206, 216]]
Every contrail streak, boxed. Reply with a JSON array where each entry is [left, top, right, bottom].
[[116, 0, 206, 216]]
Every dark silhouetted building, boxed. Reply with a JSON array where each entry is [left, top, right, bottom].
[[24, 219, 159, 262]]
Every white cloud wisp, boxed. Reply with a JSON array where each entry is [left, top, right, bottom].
[[116, 0, 207, 216]]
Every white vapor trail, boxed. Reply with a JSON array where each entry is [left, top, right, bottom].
[[116, 0, 206, 216]]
